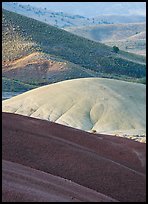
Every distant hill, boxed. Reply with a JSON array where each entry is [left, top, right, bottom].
[[65, 23, 146, 56], [2, 2, 146, 29], [2, 2, 87, 28], [91, 15, 146, 24], [2, 9, 146, 92]]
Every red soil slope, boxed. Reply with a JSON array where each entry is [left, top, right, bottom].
[[2, 160, 118, 202], [2, 112, 146, 202]]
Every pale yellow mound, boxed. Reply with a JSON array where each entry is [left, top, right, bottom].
[[2, 78, 146, 142]]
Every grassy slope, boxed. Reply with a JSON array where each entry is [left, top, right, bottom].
[[2, 77, 38, 92], [2, 9, 146, 89]]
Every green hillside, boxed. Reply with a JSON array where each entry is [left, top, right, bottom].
[[2, 9, 146, 86]]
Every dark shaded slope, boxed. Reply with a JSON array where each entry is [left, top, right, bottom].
[[2, 77, 37, 92], [2, 112, 146, 202]]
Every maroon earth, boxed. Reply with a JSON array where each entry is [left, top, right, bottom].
[[2, 112, 146, 202], [2, 160, 118, 202]]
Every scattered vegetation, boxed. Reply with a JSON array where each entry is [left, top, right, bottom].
[[66, 23, 146, 56], [2, 77, 38, 92], [2, 9, 146, 89], [113, 46, 119, 53]]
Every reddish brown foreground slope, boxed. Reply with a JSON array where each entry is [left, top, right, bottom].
[[2, 112, 146, 202], [2, 160, 117, 202]]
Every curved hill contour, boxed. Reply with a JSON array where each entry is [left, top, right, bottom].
[[2, 8, 146, 90], [2, 112, 146, 202], [3, 160, 118, 202], [65, 23, 146, 56], [65, 23, 146, 42], [2, 78, 146, 142]]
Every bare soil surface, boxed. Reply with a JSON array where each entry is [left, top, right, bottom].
[[2, 112, 146, 202]]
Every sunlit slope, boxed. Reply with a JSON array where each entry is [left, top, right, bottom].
[[2, 9, 146, 85], [66, 23, 146, 56], [65, 23, 146, 56], [65, 23, 146, 42], [2, 78, 146, 141], [2, 52, 91, 87]]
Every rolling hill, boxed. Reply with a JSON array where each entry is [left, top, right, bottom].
[[2, 52, 91, 87], [2, 112, 146, 202], [2, 78, 146, 142], [2, 4, 146, 203], [65, 23, 146, 55], [2, 9, 146, 92], [3, 159, 118, 202], [2, 2, 146, 29]]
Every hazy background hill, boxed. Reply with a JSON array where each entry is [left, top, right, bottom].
[[2, 9, 146, 93], [66, 23, 146, 42], [2, 2, 146, 29], [8, 2, 146, 17], [65, 23, 146, 56], [2, 2, 146, 57]]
